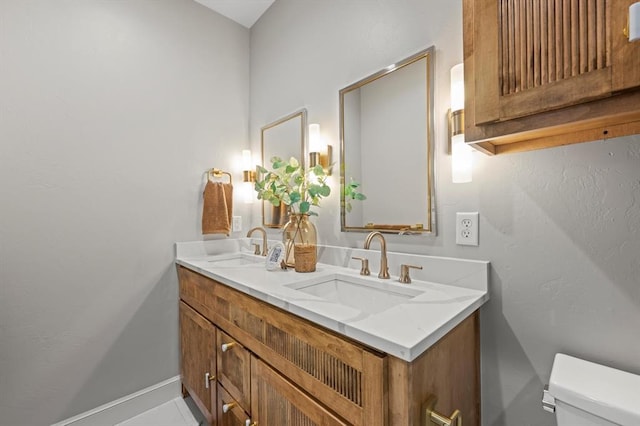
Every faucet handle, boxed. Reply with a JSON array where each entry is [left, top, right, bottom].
[[351, 257, 370, 276], [398, 264, 423, 284], [252, 243, 261, 255]]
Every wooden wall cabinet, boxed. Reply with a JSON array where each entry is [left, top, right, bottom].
[[464, 0, 640, 155], [178, 266, 480, 425]]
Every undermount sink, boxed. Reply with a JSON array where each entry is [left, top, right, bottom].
[[286, 275, 424, 315], [205, 253, 264, 268]]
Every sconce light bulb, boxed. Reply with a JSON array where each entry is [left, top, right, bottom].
[[630, 2, 640, 42], [309, 123, 322, 153], [452, 134, 472, 183], [242, 149, 252, 170], [450, 63, 465, 112]]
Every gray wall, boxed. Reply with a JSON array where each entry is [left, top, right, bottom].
[[249, 1, 640, 425], [0, 1, 249, 424]]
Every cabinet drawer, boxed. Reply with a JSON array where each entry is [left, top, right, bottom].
[[217, 328, 251, 413], [177, 267, 386, 426], [217, 384, 252, 426]]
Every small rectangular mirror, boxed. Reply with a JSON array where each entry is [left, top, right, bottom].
[[260, 108, 307, 228]]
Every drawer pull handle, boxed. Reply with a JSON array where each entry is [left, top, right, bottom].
[[204, 372, 215, 389], [423, 394, 462, 426], [222, 402, 236, 413], [221, 342, 236, 352], [245, 420, 257, 426]]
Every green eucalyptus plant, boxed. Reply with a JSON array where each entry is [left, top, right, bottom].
[[255, 156, 331, 215], [343, 178, 367, 213]]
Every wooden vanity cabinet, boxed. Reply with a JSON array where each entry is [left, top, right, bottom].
[[178, 266, 480, 426], [463, 0, 640, 155]]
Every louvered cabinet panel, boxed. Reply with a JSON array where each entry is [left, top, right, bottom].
[[179, 302, 216, 425], [464, 0, 640, 154], [251, 356, 349, 426], [475, 0, 613, 124]]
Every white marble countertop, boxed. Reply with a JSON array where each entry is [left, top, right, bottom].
[[175, 239, 489, 362]]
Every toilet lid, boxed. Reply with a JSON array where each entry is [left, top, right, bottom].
[[548, 354, 640, 426]]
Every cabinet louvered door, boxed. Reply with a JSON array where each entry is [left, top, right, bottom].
[[180, 302, 216, 425], [251, 357, 349, 426], [474, 0, 617, 124]]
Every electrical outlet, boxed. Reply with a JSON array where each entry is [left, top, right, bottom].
[[456, 212, 479, 246], [232, 216, 242, 232]]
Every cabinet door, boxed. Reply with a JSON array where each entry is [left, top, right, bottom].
[[180, 302, 216, 424], [217, 329, 251, 412], [251, 357, 349, 426], [471, 0, 625, 124], [217, 385, 252, 426]]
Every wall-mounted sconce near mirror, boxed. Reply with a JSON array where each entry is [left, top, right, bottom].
[[260, 108, 307, 228], [450, 63, 472, 184], [242, 149, 256, 183], [308, 123, 333, 175], [241, 149, 256, 204], [340, 46, 436, 234]]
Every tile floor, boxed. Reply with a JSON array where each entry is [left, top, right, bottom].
[[116, 397, 204, 426]]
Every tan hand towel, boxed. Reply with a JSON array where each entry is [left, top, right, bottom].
[[202, 181, 233, 235]]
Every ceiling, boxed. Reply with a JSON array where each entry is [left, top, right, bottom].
[[194, 0, 275, 28]]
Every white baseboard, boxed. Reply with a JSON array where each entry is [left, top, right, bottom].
[[51, 376, 182, 426]]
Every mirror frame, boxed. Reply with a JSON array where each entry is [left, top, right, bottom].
[[339, 46, 436, 234], [260, 108, 307, 228]]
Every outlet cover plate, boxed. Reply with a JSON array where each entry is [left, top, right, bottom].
[[456, 212, 479, 246], [232, 216, 242, 232]]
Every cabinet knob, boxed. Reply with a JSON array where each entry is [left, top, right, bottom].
[[204, 372, 215, 389], [423, 394, 461, 426], [222, 401, 236, 413], [245, 420, 257, 426], [221, 342, 236, 352]]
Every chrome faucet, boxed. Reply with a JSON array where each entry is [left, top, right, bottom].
[[246, 227, 268, 256], [363, 231, 390, 279]]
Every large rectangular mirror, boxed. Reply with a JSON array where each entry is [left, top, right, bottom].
[[261, 108, 307, 228], [340, 46, 435, 234]]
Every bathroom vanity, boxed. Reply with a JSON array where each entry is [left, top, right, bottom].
[[176, 240, 489, 426]]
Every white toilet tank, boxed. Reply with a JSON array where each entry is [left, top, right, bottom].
[[543, 353, 640, 426]]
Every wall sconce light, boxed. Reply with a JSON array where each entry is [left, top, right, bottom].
[[308, 123, 333, 175], [449, 63, 472, 183], [626, 2, 640, 41], [241, 149, 256, 204], [241, 149, 256, 183]]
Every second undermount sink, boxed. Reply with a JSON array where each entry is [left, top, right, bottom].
[[205, 253, 264, 268], [286, 274, 424, 315]]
